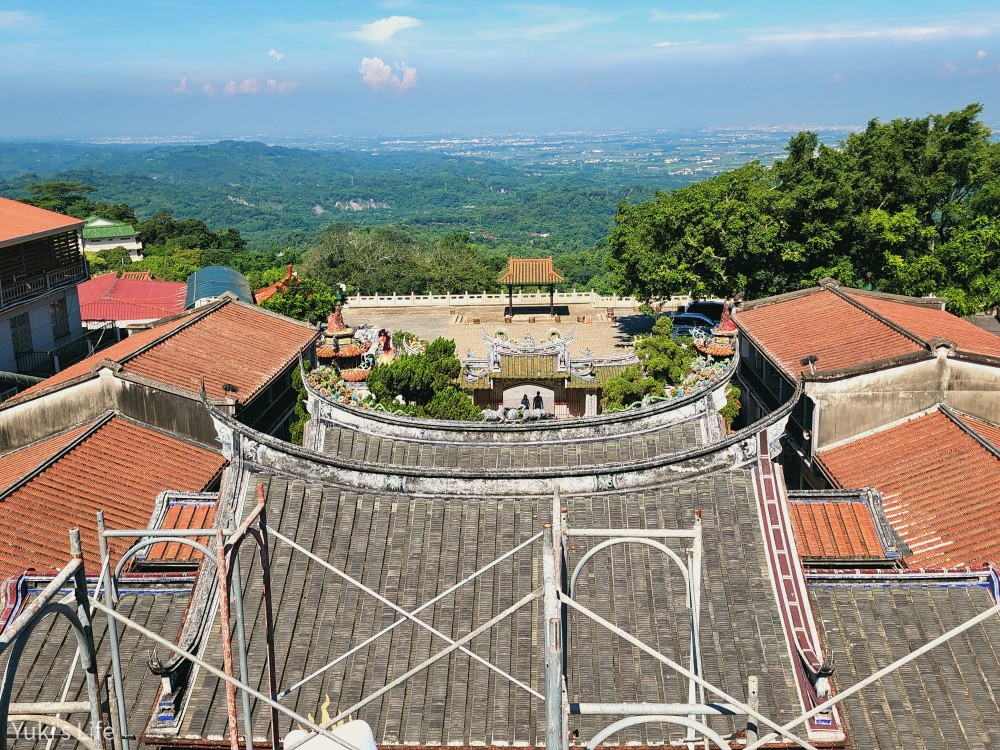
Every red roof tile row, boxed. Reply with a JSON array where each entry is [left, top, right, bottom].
[[0, 197, 84, 246], [735, 282, 1000, 378], [789, 499, 887, 561], [253, 264, 296, 304], [816, 409, 1000, 569], [146, 501, 217, 562], [78, 272, 187, 323], [497, 257, 565, 285], [8, 298, 318, 406], [0, 414, 226, 580], [957, 412, 1000, 450]]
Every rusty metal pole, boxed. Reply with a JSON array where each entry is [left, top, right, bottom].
[[97, 512, 130, 750], [215, 531, 241, 750], [69, 528, 106, 750]]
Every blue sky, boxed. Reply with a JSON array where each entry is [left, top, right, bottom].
[[2, 1, 1000, 137]]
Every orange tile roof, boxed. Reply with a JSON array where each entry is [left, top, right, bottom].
[[0, 197, 84, 246], [843, 291, 1000, 359], [120, 270, 153, 281], [736, 282, 1000, 379], [253, 264, 296, 303], [735, 287, 923, 377], [789, 497, 887, 561], [497, 257, 565, 285], [146, 499, 217, 563], [816, 409, 1000, 569], [7, 298, 318, 406], [0, 414, 226, 580], [957, 412, 1000, 450]]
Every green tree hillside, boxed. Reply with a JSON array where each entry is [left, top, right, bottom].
[[609, 103, 1000, 314]]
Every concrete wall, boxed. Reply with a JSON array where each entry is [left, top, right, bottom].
[[0, 370, 225, 452], [0, 371, 113, 451], [0, 288, 84, 373], [305, 369, 734, 449], [806, 352, 1000, 449]]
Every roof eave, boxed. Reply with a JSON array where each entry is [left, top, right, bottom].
[[0, 222, 85, 250]]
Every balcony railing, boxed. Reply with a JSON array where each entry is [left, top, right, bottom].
[[0, 259, 89, 311], [14, 322, 116, 378]]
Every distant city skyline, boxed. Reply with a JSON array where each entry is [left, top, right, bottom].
[[2, 1, 1000, 137]]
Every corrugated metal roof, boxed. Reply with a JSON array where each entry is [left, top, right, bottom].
[[816, 409, 1000, 568], [497, 257, 565, 284], [0, 196, 84, 246], [0, 413, 226, 579], [82, 221, 137, 239], [7, 298, 318, 405], [185, 265, 254, 307], [788, 497, 887, 561], [78, 272, 187, 323]]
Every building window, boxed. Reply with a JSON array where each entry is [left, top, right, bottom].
[[10, 313, 32, 353], [49, 298, 70, 340]]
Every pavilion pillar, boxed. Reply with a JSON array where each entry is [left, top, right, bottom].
[[549, 284, 555, 316], [508, 284, 514, 318]]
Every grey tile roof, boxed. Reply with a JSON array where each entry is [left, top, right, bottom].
[[808, 580, 1000, 750], [320, 418, 705, 471], [4, 581, 191, 748], [170, 468, 802, 746]]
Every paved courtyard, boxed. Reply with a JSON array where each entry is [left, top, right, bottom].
[[342, 302, 653, 358]]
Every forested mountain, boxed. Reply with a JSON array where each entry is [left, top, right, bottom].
[[610, 104, 1000, 314], [0, 140, 653, 254]]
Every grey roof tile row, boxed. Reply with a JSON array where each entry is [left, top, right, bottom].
[[808, 581, 1000, 750], [175, 468, 802, 746], [320, 419, 705, 471], [4, 582, 191, 749]]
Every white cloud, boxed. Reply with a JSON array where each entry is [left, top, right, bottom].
[[653, 40, 699, 47], [977, 49, 988, 59], [267, 48, 285, 62], [358, 57, 417, 92], [202, 84, 216, 96], [266, 79, 298, 93], [651, 11, 723, 22], [828, 72, 844, 84], [754, 23, 994, 44], [941, 61, 958, 76], [172, 77, 189, 94], [354, 15, 421, 43], [224, 78, 263, 95], [0, 10, 34, 27]]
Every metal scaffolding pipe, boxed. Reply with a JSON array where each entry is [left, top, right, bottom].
[[560, 595, 818, 750], [87, 597, 365, 750], [570, 702, 741, 716], [584, 715, 733, 750], [278, 531, 543, 699], [744, 597, 1000, 750], [566, 529, 699, 539], [268, 525, 544, 701], [312, 588, 544, 735], [542, 526, 564, 750]]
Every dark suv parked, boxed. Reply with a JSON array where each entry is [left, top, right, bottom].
[[684, 299, 725, 325]]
